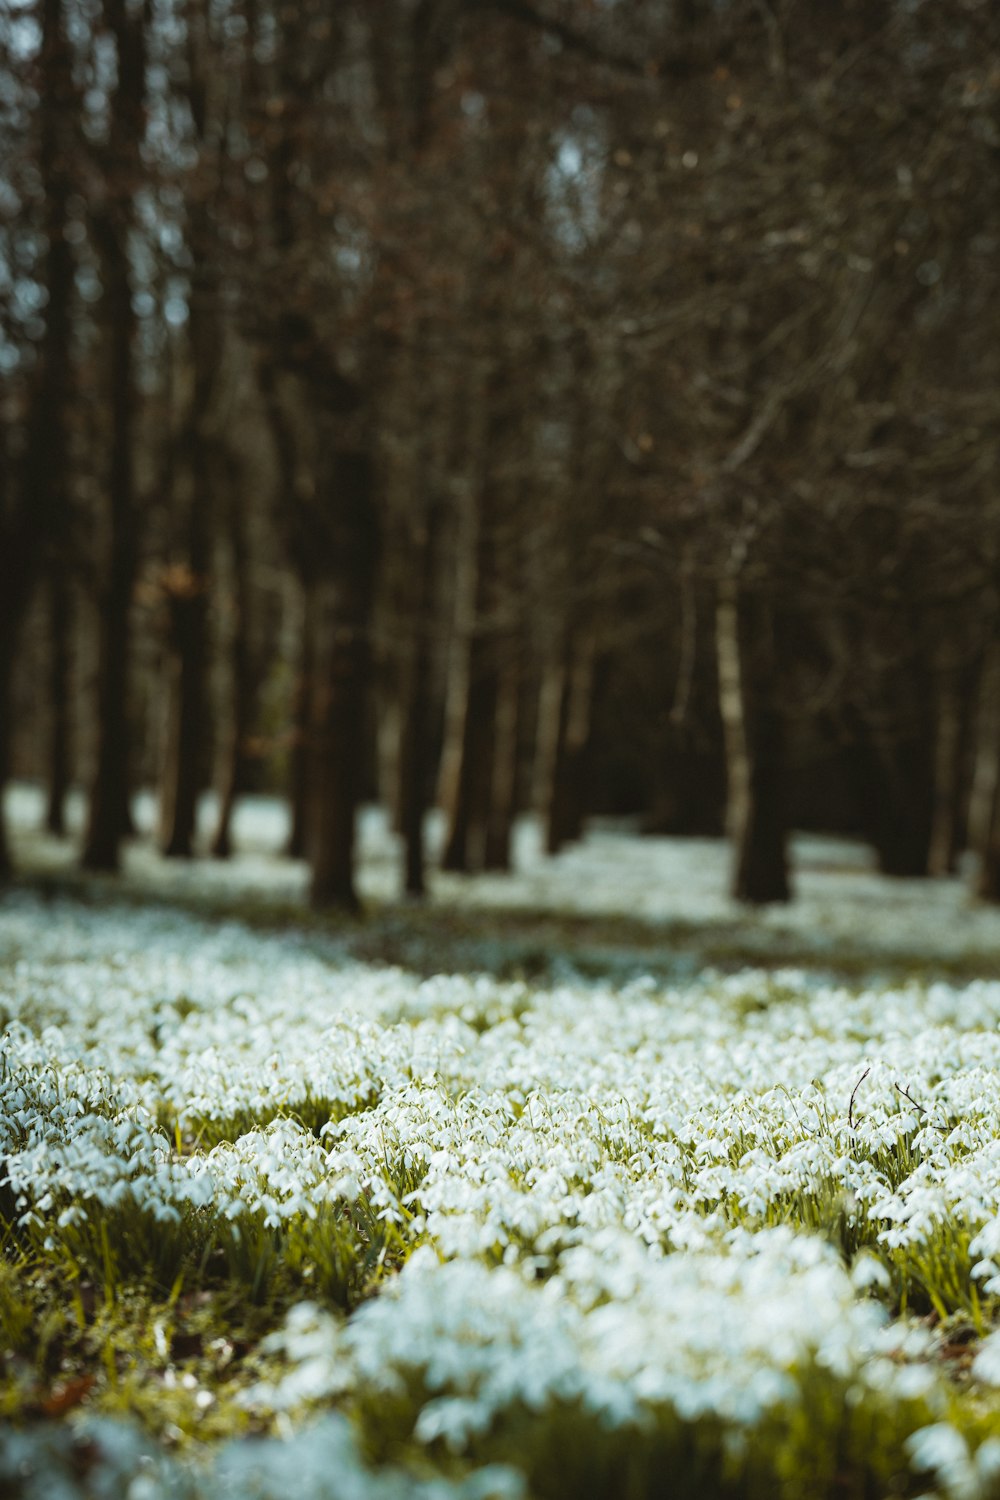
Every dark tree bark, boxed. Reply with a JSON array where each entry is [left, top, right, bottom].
[[309, 450, 380, 910], [440, 499, 499, 874], [543, 653, 573, 857], [287, 584, 316, 860], [211, 475, 255, 859], [440, 369, 522, 875], [258, 362, 319, 861], [0, 631, 14, 884], [970, 642, 1000, 903], [0, 0, 76, 878], [158, 556, 209, 858], [533, 652, 563, 844], [977, 711, 1000, 905], [40, 25, 75, 841], [717, 580, 790, 904], [731, 707, 788, 903], [875, 741, 935, 878], [644, 582, 726, 837], [844, 705, 935, 878], [0, 414, 14, 883], [437, 486, 478, 872], [483, 653, 520, 871], [874, 645, 937, 878], [159, 8, 227, 859], [82, 442, 137, 874], [158, 407, 212, 859], [529, 347, 606, 860], [644, 731, 727, 837], [979, 777, 1000, 905], [400, 500, 444, 896], [928, 673, 963, 876], [542, 632, 595, 856], [449, 661, 498, 871], [82, 0, 148, 873], [45, 567, 72, 837]]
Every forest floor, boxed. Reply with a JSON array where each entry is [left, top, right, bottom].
[[4, 786, 1000, 1498]]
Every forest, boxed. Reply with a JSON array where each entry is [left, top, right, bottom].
[[6, 7, 1000, 1500], [2, 0, 998, 908]]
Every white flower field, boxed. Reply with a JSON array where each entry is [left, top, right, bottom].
[[4, 805, 1000, 1498]]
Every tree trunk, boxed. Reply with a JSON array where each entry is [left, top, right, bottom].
[[259, 369, 318, 862], [539, 631, 596, 856], [644, 730, 727, 836], [309, 449, 380, 910], [927, 674, 963, 877], [440, 360, 524, 877], [970, 642, 1000, 903], [441, 497, 499, 874], [83, 488, 135, 873], [0, 0, 76, 874], [440, 633, 497, 873], [287, 583, 316, 859], [437, 481, 478, 868], [533, 653, 565, 839], [158, 487, 210, 858], [867, 738, 935, 878], [159, 571, 209, 858], [211, 481, 254, 859], [979, 781, 1000, 904], [83, 514, 135, 872], [842, 643, 936, 878], [45, 568, 72, 837], [159, 308, 217, 857], [400, 501, 443, 897], [544, 657, 572, 857], [0, 631, 14, 884], [82, 0, 147, 874], [716, 580, 790, 904], [0, 418, 13, 884], [483, 654, 520, 871], [561, 640, 596, 847], [977, 724, 1000, 903], [40, 0, 75, 841], [645, 581, 726, 837], [81, 244, 137, 872], [380, 698, 404, 834]]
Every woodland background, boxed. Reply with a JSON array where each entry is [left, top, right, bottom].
[[2, 0, 999, 909]]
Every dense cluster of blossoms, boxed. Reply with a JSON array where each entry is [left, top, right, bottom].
[[4, 872, 1000, 1496]]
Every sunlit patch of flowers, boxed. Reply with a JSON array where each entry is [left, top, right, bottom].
[[6, 892, 1000, 1496], [249, 1228, 939, 1433]]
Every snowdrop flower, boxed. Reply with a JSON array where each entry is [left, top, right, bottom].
[[6, 884, 1000, 1496], [972, 1330, 1000, 1387], [906, 1425, 977, 1500]]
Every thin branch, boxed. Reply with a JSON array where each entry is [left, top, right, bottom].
[[893, 1081, 925, 1115], [848, 1067, 870, 1132]]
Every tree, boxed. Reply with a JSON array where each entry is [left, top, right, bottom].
[[82, 0, 150, 872], [3, 0, 996, 913], [0, 0, 76, 880]]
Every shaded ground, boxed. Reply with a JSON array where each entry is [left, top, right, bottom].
[[4, 784, 1000, 984]]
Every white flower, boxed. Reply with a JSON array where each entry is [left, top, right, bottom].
[[972, 1331, 1000, 1387], [851, 1252, 891, 1292], [906, 1425, 977, 1500]]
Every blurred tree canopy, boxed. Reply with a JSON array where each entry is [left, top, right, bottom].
[[1, 0, 998, 903]]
